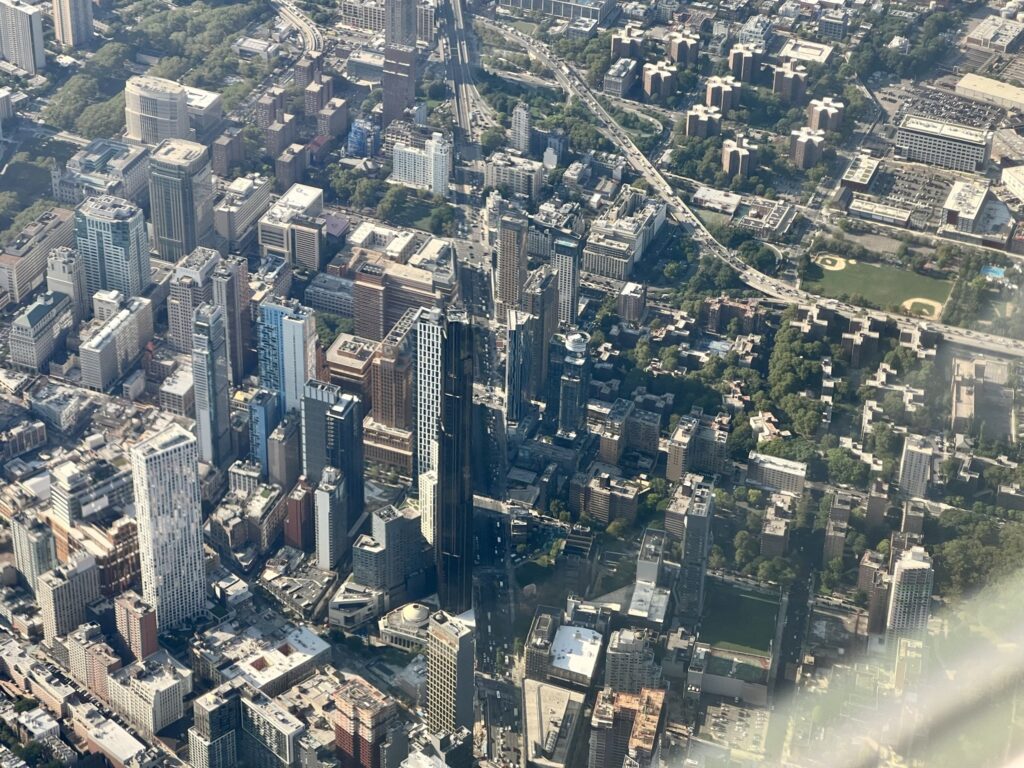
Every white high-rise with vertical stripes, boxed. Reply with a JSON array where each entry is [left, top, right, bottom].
[[131, 424, 206, 630]]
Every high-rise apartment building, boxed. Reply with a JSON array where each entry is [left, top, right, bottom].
[[114, 589, 158, 662], [382, 45, 416, 127], [149, 139, 215, 261], [46, 247, 87, 324], [211, 256, 251, 384], [53, 0, 92, 48], [0, 0, 44, 74], [248, 389, 281, 474], [391, 132, 451, 197], [511, 101, 531, 154], [124, 76, 191, 145], [551, 236, 580, 327], [332, 675, 402, 768], [315, 466, 347, 570], [427, 611, 474, 734], [385, 0, 415, 46], [192, 304, 233, 468], [899, 434, 932, 500], [131, 424, 206, 630], [886, 546, 933, 644], [257, 298, 316, 412], [605, 629, 661, 693], [10, 512, 55, 596], [364, 308, 418, 474], [37, 553, 101, 643], [556, 332, 591, 436], [352, 503, 424, 599], [589, 689, 639, 768], [189, 684, 242, 768], [667, 477, 713, 622], [75, 196, 150, 300], [495, 213, 528, 324], [168, 246, 221, 352]]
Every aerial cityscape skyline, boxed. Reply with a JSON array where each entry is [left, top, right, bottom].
[[0, 0, 1019, 766]]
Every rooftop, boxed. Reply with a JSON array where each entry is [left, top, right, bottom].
[[549, 625, 602, 680], [899, 115, 990, 145]]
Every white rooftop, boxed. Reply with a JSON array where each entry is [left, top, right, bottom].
[[549, 625, 602, 680]]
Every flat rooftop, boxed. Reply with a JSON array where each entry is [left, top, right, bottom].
[[549, 625, 602, 680], [898, 115, 990, 145]]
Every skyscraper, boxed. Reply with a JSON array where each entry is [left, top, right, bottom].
[[886, 546, 933, 644], [114, 590, 158, 662], [385, 0, 415, 46], [415, 310, 444, 483], [192, 304, 232, 468], [75, 196, 151, 300], [0, 0, 44, 74], [10, 512, 54, 596], [149, 139, 216, 262], [557, 332, 591, 436], [365, 308, 418, 474], [522, 266, 558, 401], [332, 675, 403, 768], [551, 236, 581, 327], [189, 684, 242, 768], [37, 554, 101, 643], [53, 0, 92, 48], [248, 389, 281, 474], [315, 466, 347, 570], [434, 309, 474, 615], [257, 298, 316, 413], [505, 310, 535, 424], [211, 256, 251, 385], [676, 477, 713, 622], [124, 76, 190, 145], [46, 247, 87, 324], [898, 434, 932, 500], [494, 213, 528, 324], [589, 689, 639, 768], [427, 611, 474, 734], [131, 424, 206, 630], [511, 101, 531, 154], [168, 246, 221, 352], [302, 382, 365, 551], [381, 45, 416, 127]]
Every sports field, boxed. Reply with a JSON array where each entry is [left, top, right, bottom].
[[700, 580, 779, 656], [804, 256, 951, 319]]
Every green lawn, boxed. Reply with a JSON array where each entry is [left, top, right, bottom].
[[510, 20, 538, 35], [700, 580, 779, 656], [803, 258, 951, 316]]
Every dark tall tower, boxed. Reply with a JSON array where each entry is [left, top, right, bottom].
[[382, 45, 416, 127], [302, 380, 366, 543], [326, 395, 366, 536], [435, 309, 474, 615], [211, 256, 251, 385], [385, 0, 416, 46]]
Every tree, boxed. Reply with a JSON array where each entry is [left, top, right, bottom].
[[708, 545, 726, 570], [480, 127, 506, 155], [606, 519, 627, 538], [76, 93, 127, 139]]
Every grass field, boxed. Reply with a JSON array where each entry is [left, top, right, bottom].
[[700, 580, 779, 656], [803, 257, 951, 317]]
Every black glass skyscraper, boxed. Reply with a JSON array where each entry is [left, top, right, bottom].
[[435, 309, 474, 615]]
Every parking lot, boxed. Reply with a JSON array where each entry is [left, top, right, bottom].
[[698, 699, 770, 754]]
